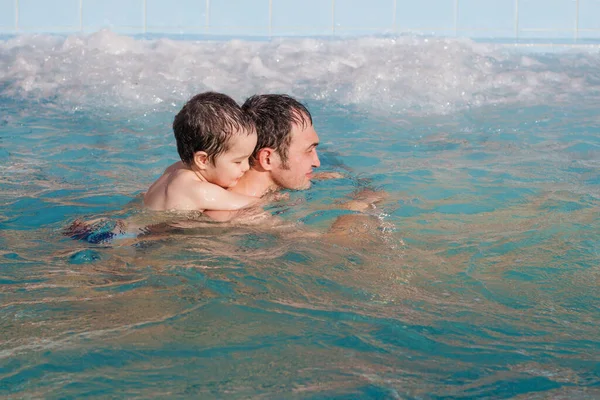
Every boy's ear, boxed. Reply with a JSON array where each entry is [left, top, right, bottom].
[[193, 151, 210, 169], [256, 147, 275, 171]]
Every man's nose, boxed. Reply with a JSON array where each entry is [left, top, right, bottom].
[[312, 149, 321, 168]]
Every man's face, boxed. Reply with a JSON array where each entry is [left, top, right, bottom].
[[271, 122, 320, 190]]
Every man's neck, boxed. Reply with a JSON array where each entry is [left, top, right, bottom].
[[231, 168, 279, 198]]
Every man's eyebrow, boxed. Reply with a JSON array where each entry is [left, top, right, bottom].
[[308, 142, 319, 149]]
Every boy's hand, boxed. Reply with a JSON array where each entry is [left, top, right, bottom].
[[311, 171, 345, 180], [272, 192, 290, 201], [263, 191, 290, 202]]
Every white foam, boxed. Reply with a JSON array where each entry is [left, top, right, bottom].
[[1, 30, 600, 114]]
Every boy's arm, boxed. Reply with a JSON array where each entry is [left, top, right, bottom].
[[193, 184, 261, 212], [311, 171, 345, 180]]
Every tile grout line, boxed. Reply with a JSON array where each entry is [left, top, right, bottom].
[[206, 0, 210, 34], [575, 0, 579, 41], [454, 0, 459, 36], [268, 0, 272, 37], [15, 0, 18, 32], [515, 0, 519, 39], [331, 0, 335, 35], [392, 0, 397, 33]]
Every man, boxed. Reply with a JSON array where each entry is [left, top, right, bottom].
[[203, 94, 386, 249]]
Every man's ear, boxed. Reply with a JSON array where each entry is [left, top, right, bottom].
[[256, 147, 275, 171], [193, 151, 210, 170]]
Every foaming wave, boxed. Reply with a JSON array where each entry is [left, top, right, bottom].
[[1, 30, 600, 114]]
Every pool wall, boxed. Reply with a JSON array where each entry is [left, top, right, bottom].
[[0, 0, 599, 40]]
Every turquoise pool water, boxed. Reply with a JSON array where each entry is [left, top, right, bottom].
[[1, 33, 599, 398]]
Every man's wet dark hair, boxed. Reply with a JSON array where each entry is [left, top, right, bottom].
[[173, 92, 255, 166], [241, 94, 312, 168]]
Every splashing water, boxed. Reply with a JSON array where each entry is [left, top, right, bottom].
[[2, 30, 600, 114]]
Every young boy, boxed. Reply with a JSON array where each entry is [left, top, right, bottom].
[[66, 92, 261, 244], [144, 92, 261, 212]]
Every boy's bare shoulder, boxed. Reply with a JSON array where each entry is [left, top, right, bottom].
[[167, 164, 196, 183], [158, 161, 190, 180], [151, 163, 196, 192], [145, 163, 203, 210], [163, 161, 185, 175], [163, 168, 209, 198]]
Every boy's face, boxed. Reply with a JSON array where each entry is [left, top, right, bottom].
[[204, 130, 257, 188], [270, 122, 320, 190]]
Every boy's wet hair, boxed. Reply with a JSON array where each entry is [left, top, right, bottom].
[[173, 92, 255, 166], [242, 94, 312, 168]]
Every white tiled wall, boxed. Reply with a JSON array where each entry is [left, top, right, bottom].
[[0, 0, 598, 40]]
